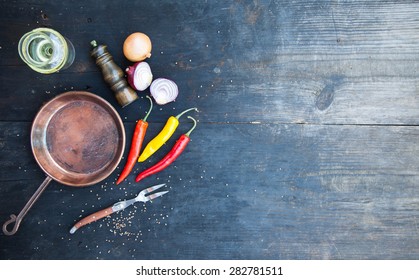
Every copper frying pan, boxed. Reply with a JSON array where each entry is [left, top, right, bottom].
[[2, 91, 125, 235]]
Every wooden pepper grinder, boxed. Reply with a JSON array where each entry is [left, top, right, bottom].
[[90, 40, 138, 107]]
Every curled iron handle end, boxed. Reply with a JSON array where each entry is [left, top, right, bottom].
[[2, 176, 52, 236], [2, 214, 20, 236]]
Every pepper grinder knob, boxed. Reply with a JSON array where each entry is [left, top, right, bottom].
[[90, 40, 138, 107]]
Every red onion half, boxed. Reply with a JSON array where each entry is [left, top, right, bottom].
[[150, 78, 178, 105], [126, 62, 153, 91]]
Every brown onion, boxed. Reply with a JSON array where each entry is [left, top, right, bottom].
[[123, 32, 152, 62], [150, 78, 178, 105]]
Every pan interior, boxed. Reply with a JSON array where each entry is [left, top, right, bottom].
[[46, 100, 119, 174]]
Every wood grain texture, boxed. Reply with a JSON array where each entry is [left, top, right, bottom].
[[1, 0, 419, 124], [0, 0, 419, 260], [1, 121, 418, 259]]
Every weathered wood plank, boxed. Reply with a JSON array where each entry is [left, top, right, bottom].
[[1, 1, 419, 124], [1, 122, 418, 259], [1, 0, 419, 261]]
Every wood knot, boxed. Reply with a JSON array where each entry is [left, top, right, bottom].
[[315, 76, 344, 111]]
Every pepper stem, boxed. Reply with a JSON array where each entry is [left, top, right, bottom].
[[142, 95, 153, 122], [175, 107, 198, 119], [184, 116, 197, 137]]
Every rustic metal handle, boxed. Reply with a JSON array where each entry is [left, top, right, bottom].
[[2, 214, 19, 236], [2, 176, 53, 236]]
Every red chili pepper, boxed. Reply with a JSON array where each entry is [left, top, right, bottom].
[[116, 96, 153, 185], [135, 116, 197, 183]]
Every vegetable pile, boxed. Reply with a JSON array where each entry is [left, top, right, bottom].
[[115, 32, 199, 185], [123, 32, 179, 105]]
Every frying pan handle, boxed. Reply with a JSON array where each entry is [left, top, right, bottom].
[[2, 176, 53, 236]]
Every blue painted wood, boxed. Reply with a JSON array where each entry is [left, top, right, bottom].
[[0, 0, 418, 259]]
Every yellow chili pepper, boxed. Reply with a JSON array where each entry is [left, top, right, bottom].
[[138, 107, 197, 162]]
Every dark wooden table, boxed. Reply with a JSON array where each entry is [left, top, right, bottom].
[[1, 0, 418, 260]]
